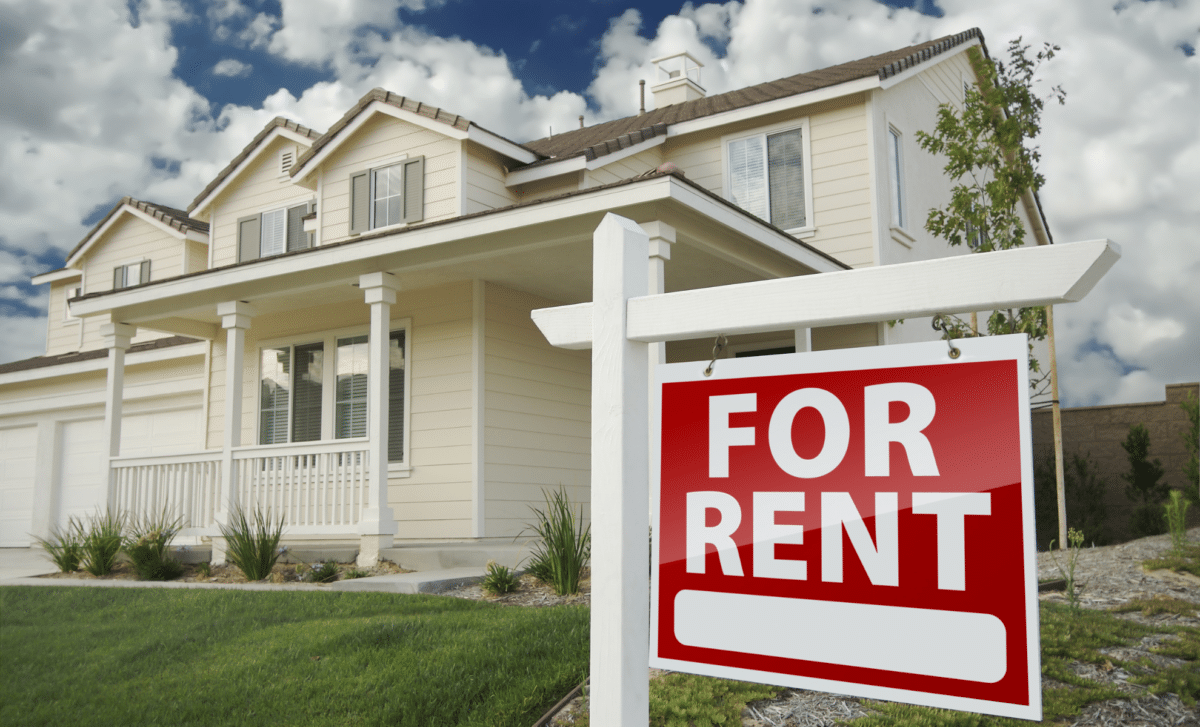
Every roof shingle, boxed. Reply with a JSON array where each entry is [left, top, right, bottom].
[[66, 198, 210, 263]]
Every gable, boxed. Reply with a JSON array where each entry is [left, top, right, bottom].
[[77, 212, 185, 293]]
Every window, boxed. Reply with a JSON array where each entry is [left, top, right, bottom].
[[237, 201, 313, 263], [257, 326, 408, 463], [888, 127, 906, 229], [63, 286, 81, 321], [113, 261, 150, 290], [348, 156, 424, 235], [727, 126, 808, 231]]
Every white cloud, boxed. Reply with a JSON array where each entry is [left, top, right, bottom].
[[212, 58, 252, 77], [0, 315, 46, 363]]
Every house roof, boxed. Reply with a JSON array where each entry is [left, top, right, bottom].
[[290, 88, 533, 179], [65, 197, 209, 264], [522, 28, 985, 165], [0, 336, 199, 376], [188, 117, 321, 214]]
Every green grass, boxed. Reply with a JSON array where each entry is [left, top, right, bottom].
[[1142, 542, 1200, 577], [0, 587, 588, 727]]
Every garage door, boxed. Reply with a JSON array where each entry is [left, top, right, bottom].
[[58, 419, 107, 529], [0, 426, 38, 547]]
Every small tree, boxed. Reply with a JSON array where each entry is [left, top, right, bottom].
[[1121, 423, 1169, 538], [915, 38, 1066, 381], [1180, 389, 1199, 504]]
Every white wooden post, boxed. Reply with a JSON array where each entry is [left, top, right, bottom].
[[795, 327, 811, 353], [590, 213, 651, 727], [358, 272, 400, 566], [101, 321, 135, 509], [213, 301, 254, 564]]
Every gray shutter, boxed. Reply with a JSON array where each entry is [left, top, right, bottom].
[[286, 203, 309, 252], [402, 156, 424, 224], [113, 267, 123, 290], [237, 215, 261, 263], [349, 171, 369, 234], [139, 260, 151, 285]]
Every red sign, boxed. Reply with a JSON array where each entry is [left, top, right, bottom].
[[650, 335, 1041, 721]]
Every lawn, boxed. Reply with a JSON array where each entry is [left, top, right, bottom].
[[0, 587, 589, 727]]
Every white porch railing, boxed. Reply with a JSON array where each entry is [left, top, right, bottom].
[[109, 439, 371, 535], [233, 439, 370, 532], [110, 451, 222, 531]]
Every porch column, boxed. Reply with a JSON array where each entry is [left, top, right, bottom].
[[358, 272, 400, 566], [101, 322, 135, 509], [794, 327, 812, 353], [212, 301, 255, 565]]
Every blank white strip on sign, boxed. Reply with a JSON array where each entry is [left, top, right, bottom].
[[674, 590, 1007, 683]]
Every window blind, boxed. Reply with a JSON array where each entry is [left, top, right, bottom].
[[259, 347, 291, 445], [729, 136, 767, 222], [335, 335, 369, 439], [260, 209, 286, 257], [388, 330, 406, 462], [767, 129, 805, 230], [290, 342, 324, 442]]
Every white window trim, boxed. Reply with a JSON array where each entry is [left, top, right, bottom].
[[886, 123, 911, 245], [63, 285, 81, 323], [721, 117, 816, 238], [366, 153, 412, 233], [255, 318, 412, 474]]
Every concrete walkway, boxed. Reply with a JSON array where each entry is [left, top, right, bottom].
[[0, 547, 485, 594]]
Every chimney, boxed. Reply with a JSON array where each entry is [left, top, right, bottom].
[[650, 52, 705, 108], [639, 80, 646, 116], [579, 115, 584, 129]]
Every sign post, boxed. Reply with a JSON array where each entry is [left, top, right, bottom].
[[532, 213, 1119, 726], [651, 335, 1041, 720]]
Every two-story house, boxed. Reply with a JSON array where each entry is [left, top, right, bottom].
[[0, 28, 1051, 565]]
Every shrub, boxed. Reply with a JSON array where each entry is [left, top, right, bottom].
[[344, 568, 371, 580], [1164, 489, 1192, 556], [124, 513, 184, 581], [1181, 390, 1199, 503], [1034, 452, 1110, 549], [481, 561, 518, 595], [80, 509, 126, 576], [305, 561, 340, 584], [520, 487, 590, 596], [218, 507, 284, 581], [34, 518, 84, 573]]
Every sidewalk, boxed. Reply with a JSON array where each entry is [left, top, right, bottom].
[[0, 547, 486, 594]]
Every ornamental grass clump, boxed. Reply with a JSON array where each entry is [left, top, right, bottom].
[[80, 509, 126, 576], [521, 487, 590, 596], [124, 512, 184, 581], [34, 518, 84, 573], [480, 560, 518, 595], [305, 561, 340, 584], [219, 507, 284, 581]]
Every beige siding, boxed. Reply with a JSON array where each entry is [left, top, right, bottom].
[[44, 280, 83, 356], [204, 281, 476, 541], [209, 136, 315, 269], [184, 240, 208, 274], [663, 96, 873, 268], [583, 146, 664, 188], [80, 215, 184, 292], [319, 114, 461, 244], [464, 142, 518, 214], [813, 323, 879, 350], [483, 283, 590, 538]]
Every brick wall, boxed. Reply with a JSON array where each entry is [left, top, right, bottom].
[[1031, 382, 1199, 542]]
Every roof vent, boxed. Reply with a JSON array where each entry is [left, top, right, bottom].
[[650, 52, 705, 108], [280, 148, 295, 176]]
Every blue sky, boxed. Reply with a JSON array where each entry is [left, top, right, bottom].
[[0, 0, 1196, 407]]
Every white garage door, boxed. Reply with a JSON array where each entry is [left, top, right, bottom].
[[0, 426, 38, 547], [58, 419, 107, 529]]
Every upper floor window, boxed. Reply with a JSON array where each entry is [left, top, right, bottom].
[[258, 327, 409, 464], [726, 126, 809, 232], [348, 156, 424, 235], [888, 127, 906, 230], [63, 286, 81, 321], [113, 261, 150, 290], [238, 202, 313, 263]]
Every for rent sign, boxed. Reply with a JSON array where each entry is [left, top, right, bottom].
[[650, 334, 1041, 721]]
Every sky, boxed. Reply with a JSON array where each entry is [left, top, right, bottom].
[[0, 0, 1196, 408]]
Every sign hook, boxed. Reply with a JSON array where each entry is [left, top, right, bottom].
[[931, 314, 962, 359], [703, 334, 728, 377]]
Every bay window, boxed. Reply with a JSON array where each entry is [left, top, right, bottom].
[[256, 325, 409, 464], [726, 123, 811, 233]]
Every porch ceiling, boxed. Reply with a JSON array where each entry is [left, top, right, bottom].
[[74, 175, 842, 337]]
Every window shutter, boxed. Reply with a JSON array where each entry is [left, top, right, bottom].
[[402, 156, 424, 224], [286, 203, 309, 252], [113, 267, 123, 290], [349, 171, 369, 234], [139, 260, 151, 285], [237, 215, 261, 263]]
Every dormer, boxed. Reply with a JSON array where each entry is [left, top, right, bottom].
[[650, 52, 706, 107], [287, 88, 539, 244]]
